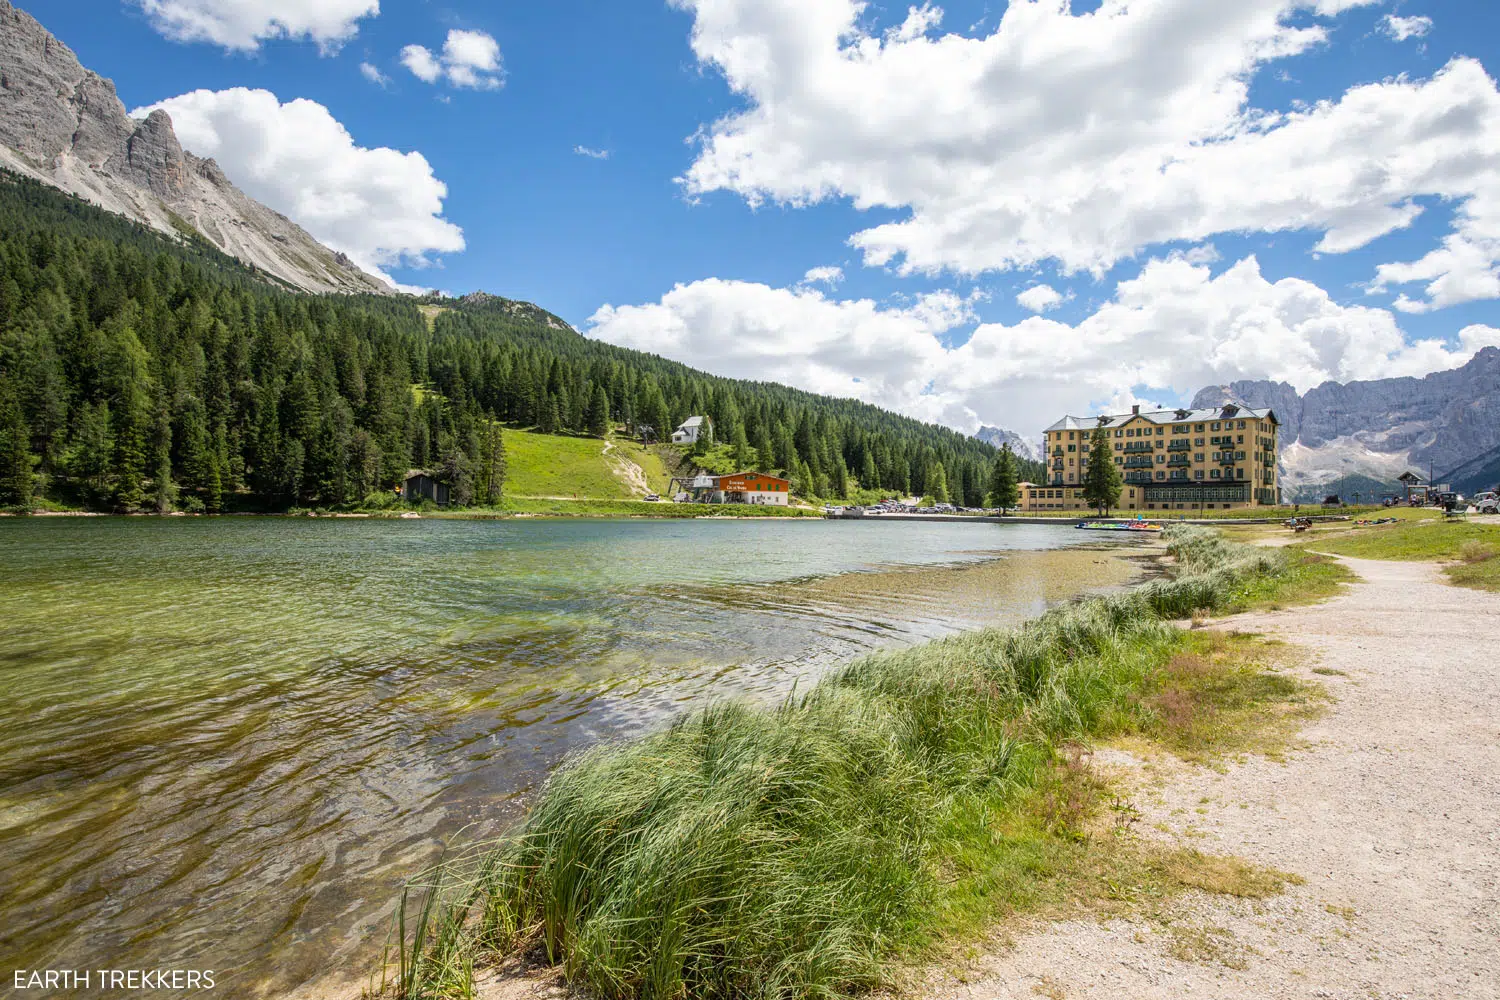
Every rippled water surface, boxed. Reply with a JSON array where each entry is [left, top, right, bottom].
[[0, 517, 1143, 995]]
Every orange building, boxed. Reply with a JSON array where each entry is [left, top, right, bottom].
[[710, 472, 791, 505]]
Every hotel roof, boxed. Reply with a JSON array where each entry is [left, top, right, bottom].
[[1045, 405, 1277, 433]]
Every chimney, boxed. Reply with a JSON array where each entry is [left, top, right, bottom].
[[1132, 405, 1140, 415]]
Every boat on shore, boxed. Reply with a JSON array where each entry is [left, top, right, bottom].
[[1075, 521, 1164, 533]]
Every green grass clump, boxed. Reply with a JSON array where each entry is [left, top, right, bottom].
[[386, 527, 1324, 999], [1134, 632, 1326, 763]]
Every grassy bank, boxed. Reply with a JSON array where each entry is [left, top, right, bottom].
[[1294, 516, 1500, 593], [382, 528, 1339, 999]]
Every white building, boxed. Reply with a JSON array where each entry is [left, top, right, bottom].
[[671, 415, 714, 445]]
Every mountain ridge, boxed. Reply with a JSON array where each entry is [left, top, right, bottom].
[[0, 0, 391, 296], [1192, 347, 1500, 496], [974, 425, 1039, 462]]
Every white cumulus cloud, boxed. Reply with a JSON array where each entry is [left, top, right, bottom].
[[574, 145, 611, 160], [801, 265, 844, 286], [672, 0, 1500, 313], [1016, 284, 1065, 313], [588, 256, 1486, 439], [359, 61, 390, 86], [402, 30, 504, 90], [1381, 14, 1433, 41], [133, 88, 465, 287], [133, 0, 378, 52]]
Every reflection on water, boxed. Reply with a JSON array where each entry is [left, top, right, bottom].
[[0, 517, 1144, 995]]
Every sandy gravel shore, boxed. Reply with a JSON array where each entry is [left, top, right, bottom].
[[918, 554, 1500, 1000]]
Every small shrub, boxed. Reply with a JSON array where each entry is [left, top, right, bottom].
[[1457, 539, 1497, 564]]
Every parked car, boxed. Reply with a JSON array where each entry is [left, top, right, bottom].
[[1475, 492, 1499, 514], [643, 493, 661, 502]]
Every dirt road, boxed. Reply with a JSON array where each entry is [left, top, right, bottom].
[[926, 555, 1500, 1000]]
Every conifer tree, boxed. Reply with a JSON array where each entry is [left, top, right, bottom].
[[928, 461, 949, 504], [478, 420, 507, 506], [587, 384, 610, 438], [1082, 424, 1123, 515], [988, 446, 1019, 512], [0, 382, 36, 507]]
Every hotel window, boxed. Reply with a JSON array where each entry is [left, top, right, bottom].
[[1194, 470, 1204, 480], [1196, 424, 1205, 431], [1237, 434, 1244, 444], [1211, 469, 1221, 479], [1195, 453, 1204, 461], [1156, 472, 1165, 480], [1238, 420, 1247, 429]]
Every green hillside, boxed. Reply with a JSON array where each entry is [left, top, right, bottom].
[[0, 168, 1040, 514], [501, 428, 673, 499]]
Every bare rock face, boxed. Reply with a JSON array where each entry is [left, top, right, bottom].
[[119, 109, 187, 199], [974, 426, 1040, 462], [1192, 347, 1500, 493], [0, 0, 391, 296]]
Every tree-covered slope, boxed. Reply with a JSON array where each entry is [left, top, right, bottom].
[[0, 169, 1039, 512]]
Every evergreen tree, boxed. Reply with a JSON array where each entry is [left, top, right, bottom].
[[437, 444, 473, 506], [792, 457, 816, 501], [477, 420, 507, 505], [0, 381, 36, 507], [988, 446, 1019, 512], [151, 404, 175, 512], [538, 397, 560, 435], [587, 384, 610, 438], [928, 461, 949, 504], [1081, 424, 1123, 515], [71, 399, 113, 498]]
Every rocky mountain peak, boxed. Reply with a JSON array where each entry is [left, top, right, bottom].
[[0, 0, 391, 296], [974, 426, 1039, 462], [1191, 347, 1500, 496]]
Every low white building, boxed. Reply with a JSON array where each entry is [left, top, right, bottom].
[[671, 415, 713, 445]]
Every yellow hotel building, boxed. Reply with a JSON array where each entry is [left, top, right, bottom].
[[1022, 404, 1280, 513]]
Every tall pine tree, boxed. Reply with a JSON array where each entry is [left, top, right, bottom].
[[1081, 424, 1123, 515]]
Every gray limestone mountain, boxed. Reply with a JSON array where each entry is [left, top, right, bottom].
[[0, 0, 390, 296], [974, 426, 1040, 462], [1192, 347, 1500, 496]]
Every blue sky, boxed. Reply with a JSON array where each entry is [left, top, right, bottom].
[[30, 1, 1500, 437]]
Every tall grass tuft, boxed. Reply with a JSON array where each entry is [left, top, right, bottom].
[[390, 527, 1299, 999]]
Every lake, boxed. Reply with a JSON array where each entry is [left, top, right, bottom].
[[0, 517, 1147, 996]]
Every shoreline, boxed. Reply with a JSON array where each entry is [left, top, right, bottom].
[[319, 527, 1350, 995], [259, 541, 1162, 1000]]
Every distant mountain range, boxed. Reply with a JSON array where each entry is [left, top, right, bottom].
[[1193, 347, 1500, 498], [974, 426, 1039, 462], [0, 0, 389, 296]]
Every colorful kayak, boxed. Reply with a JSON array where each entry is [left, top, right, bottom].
[[1075, 522, 1164, 533]]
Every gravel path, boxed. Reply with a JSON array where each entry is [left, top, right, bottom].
[[923, 555, 1500, 1000]]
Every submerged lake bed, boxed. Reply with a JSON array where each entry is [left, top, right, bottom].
[[0, 517, 1150, 996]]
